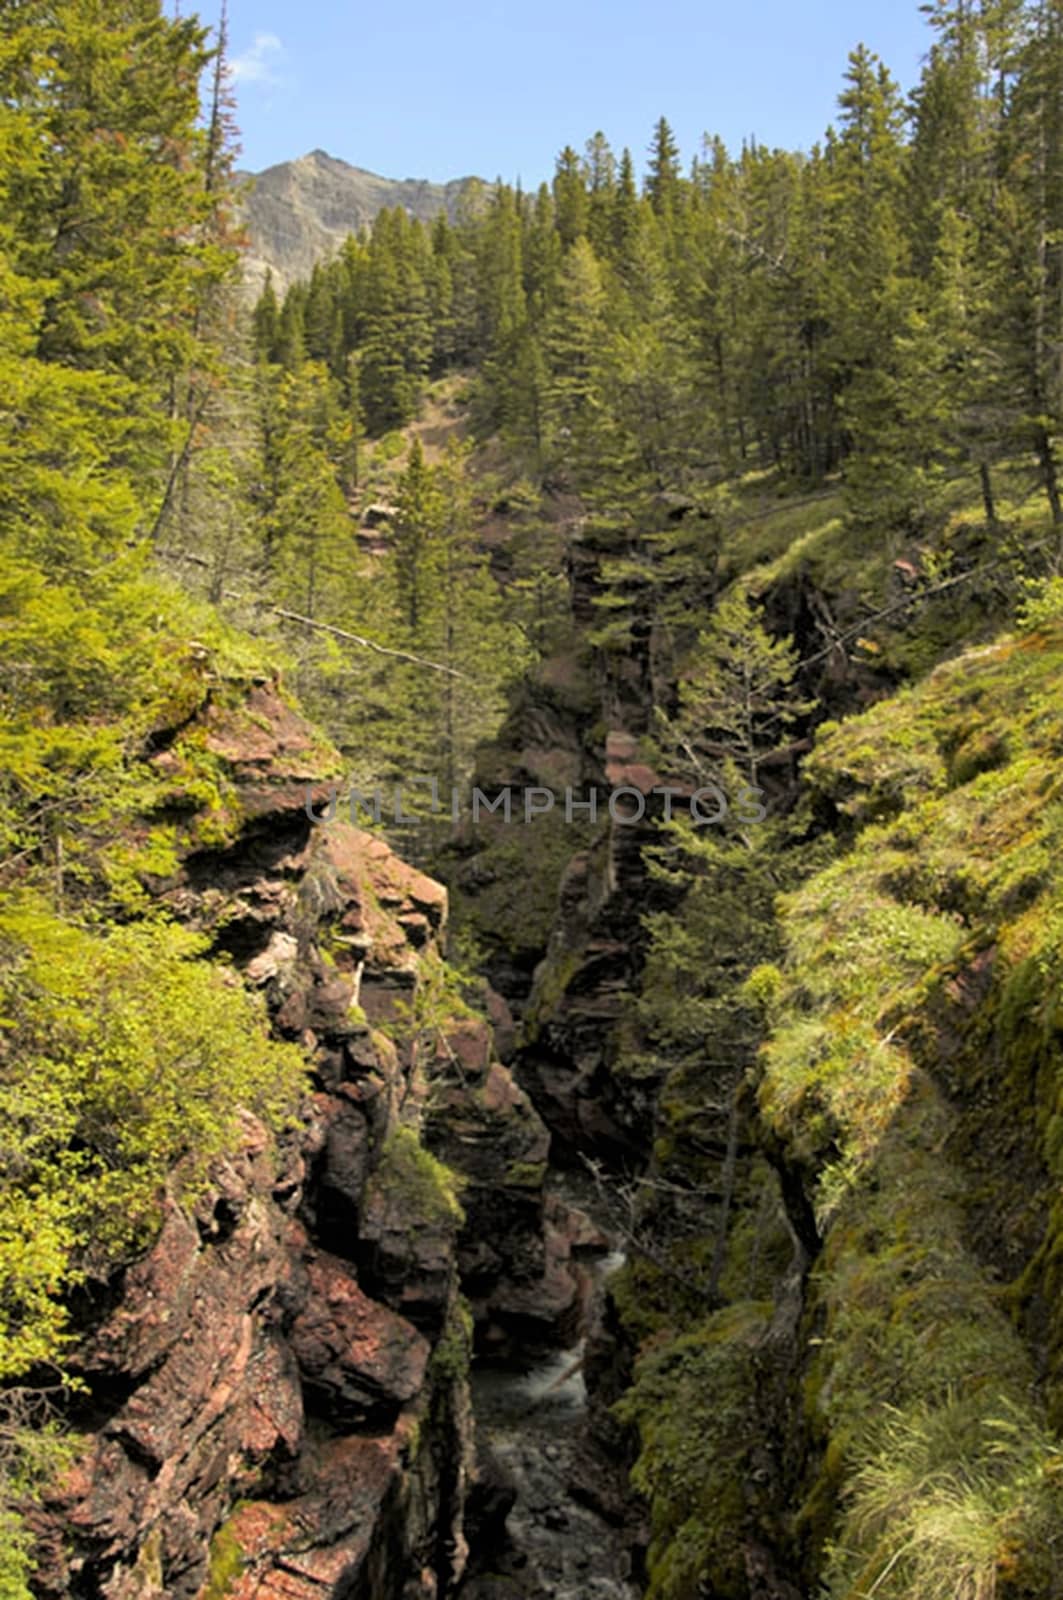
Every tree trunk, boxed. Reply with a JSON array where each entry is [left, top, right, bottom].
[[707, 1080, 741, 1303], [979, 459, 997, 524], [1034, 421, 1063, 524]]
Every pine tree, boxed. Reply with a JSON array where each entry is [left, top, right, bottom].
[[553, 144, 589, 248], [585, 131, 617, 254], [611, 147, 641, 259], [359, 209, 432, 431], [9, 0, 238, 504], [427, 214, 458, 371], [304, 261, 343, 370], [824, 48, 917, 529], [522, 183, 563, 312], [646, 116, 683, 217], [998, 2, 1063, 526], [404, 444, 531, 794], [393, 439, 446, 633], [474, 185, 530, 434], [540, 236, 606, 474], [253, 272, 281, 360], [275, 286, 308, 370], [657, 586, 806, 792]]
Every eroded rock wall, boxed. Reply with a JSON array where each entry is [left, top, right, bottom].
[[29, 683, 583, 1600]]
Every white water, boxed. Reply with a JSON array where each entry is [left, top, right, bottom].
[[465, 1246, 637, 1599], [473, 1250, 627, 1421]]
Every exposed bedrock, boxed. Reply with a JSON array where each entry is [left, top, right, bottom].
[[27, 683, 584, 1600]]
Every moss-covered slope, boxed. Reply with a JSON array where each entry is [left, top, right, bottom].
[[756, 611, 1063, 1596]]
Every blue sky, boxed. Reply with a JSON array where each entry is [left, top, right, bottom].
[[223, 1, 935, 183]]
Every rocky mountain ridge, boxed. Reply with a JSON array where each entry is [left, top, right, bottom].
[[238, 151, 478, 295]]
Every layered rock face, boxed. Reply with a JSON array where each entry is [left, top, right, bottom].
[[28, 681, 583, 1600]]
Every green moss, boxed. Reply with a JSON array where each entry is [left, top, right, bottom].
[[609, 1258, 673, 1344], [752, 615, 1063, 1592], [202, 1521, 246, 1600], [521, 947, 584, 1045], [717, 482, 846, 580], [403, 1418, 422, 1462], [613, 1302, 771, 1600], [940, 717, 1011, 788], [370, 1125, 465, 1228], [502, 1159, 548, 1188], [430, 1295, 474, 1384], [715, 1161, 794, 1303], [445, 818, 590, 965]]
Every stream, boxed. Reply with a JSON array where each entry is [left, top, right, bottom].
[[460, 1184, 639, 1599]]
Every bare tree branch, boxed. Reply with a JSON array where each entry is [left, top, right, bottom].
[[156, 547, 470, 679], [798, 534, 1052, 672]]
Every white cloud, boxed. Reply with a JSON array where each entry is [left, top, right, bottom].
[[231, 33, 283, 86]]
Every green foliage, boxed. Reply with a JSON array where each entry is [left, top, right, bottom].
[[0, 1516, 34, 1600], [0, 1411, 81, 1600], [0, 0, 240, 502], [757, 617, 1063, 1586], [1016, 573, 1063, 632], [383, 949, 476, 1045], [0, 902, 307, 1373], [8, 7, 1063, 1594], [639, 818, 792, 1060], [267, 431, 529, 806], [0, 1, 301, 1569], [614, 1303, 771, 1599], [0, 555, 276, 895], [654, 584, 808, 790], [368, 1126, 465, 1229]]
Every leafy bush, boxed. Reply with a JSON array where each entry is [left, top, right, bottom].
[[0, 900, 308, 1376], [1015, 574, 1063, 633]]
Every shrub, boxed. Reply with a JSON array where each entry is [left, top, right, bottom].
[[0, 900, 308, 1375]]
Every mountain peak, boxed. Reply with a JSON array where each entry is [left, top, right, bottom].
[[241, 153, 479, 296]]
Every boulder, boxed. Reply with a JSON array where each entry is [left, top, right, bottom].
[[290, 1253, 430, 1419]]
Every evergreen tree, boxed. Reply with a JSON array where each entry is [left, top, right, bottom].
[[474, 184, 528, 431], [358, 209, 432, 431], [553, 144, 589, 248], [7, 0, 238, 503], [585, 131, 617, 254], [253, 271, 281, 360], [998, 2, 1063, 524], [304, 260, 343, 370], [657, 586, 806, 792], [540, 236, 606, 473], [275, 285, 308, 370], [825, 48, 917, 528], [611, 147, 641, 258], [393, 438, 446, 633], [646, 116, 683, 217]]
